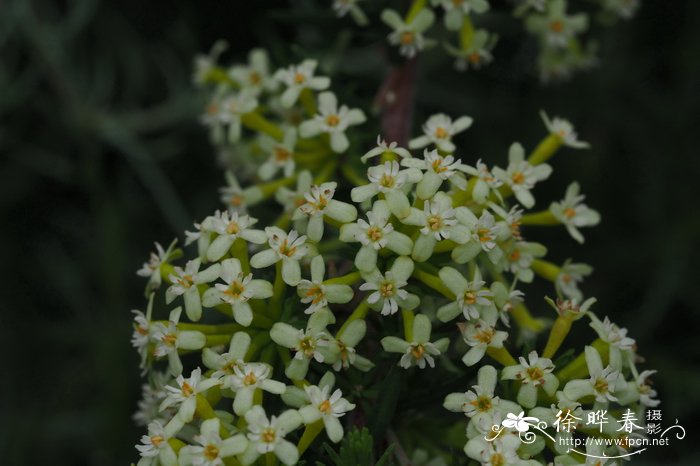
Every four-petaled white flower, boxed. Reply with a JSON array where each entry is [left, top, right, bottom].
[[381, 314, 449, 369], [438, 266, 494, 321], [295, 181, 357, 242], [270, 314, 338, 380], [136, 421, 176, 466], [205, 210, 267, 262], [339, 200, 413, 271], [525, 0, 588, 48], [299, 91, 366, 153], [297, 255, 354, 314], [360, 256, 418, 316], [202, 258, 273, 327], [166, 259, 221, 321], [229, 48, 277, 95], [160, 367, 220, 422], [431, 0, 490, 30], [137, 240, 177, 291], [178, 418, 247, 466], [540, 111, 590, 149], [274, 59, 330, 108], [501, 350, 558, 408], [219, 90, 258, 143], [556, 261, 592, 302], [452, 209, 503, 265], [300, 383, 356, 443], [409, 113, 473, 153], [563, 346, 623, 404], [351, 161, 422, 218], [258, 128, 297, 180], [403, 149, 470, 198], [590, 316, 635, 351], [250, 227, 309, 285], [381, 8, 436, 58], [493, 142, 552, 209], [550, 182, 600, 243], [152, 308, 206, 376], [459, 317, 509, 367], [635, 370, 660, 407], [241, 406, 302, 466]]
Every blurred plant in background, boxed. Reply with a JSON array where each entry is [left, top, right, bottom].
[[2, 1, 699, 466]]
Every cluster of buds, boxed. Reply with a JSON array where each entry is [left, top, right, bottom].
[[330, 0, 639, 81], [131, 42, 655, 466]]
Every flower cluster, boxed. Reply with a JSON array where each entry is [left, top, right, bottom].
[[326, 0, 639, 81], [131, 43, 655, 466]]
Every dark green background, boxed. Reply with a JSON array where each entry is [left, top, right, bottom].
[[1, 0, 698, 465]]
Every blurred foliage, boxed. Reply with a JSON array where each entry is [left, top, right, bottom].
[[1, 0, 699, 465]]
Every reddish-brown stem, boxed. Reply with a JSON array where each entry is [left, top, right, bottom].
[[374, 57, 419, 147]]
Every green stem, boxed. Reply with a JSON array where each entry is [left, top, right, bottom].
[[542, 314, 574, 359], [459, 14, 475, 51], [297, 420, 324, 456], [241, 111, 284, 140], [336, 300, 369, 338], [528, 134, 563, 166], [402, 309, 414, 341], [555, 338, 608, 382], [175, 322, 245, 334], [270, 261, 286, 320], [531, 259, 561, 282], [412, 268, 455, 300], [232, 238, 250, 274], [341, 164, 367, 186], [205, 334, 234, 347], [521, 210, 559, 226], [486, 346, 517, 366], [510, 304, 547, 333], [324, 271, 362, 286], [406, 0, 428, 23], [299, 88, 317, 116]]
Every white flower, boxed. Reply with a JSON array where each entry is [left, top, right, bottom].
[[501, 351, 558, 408], [229, 48, 277, 95], [550, 182, 600, 243], [137, 240, 177, 291], [166, 259, 221, 321], [444, 365, 503, 421], [540, 110, 590, 149], [297, 256, 354, 314], [467, 158, 503, 204], [274, 59, 330, 108], [590, 316, 635, 351], [333, 319, 372, 371], [431, 0, 490, 30], [636, 370, 660, 407], [492, 142, 552, 208], [339, 200, 413, 272], [299, 384, 356, 443], [152, 308, 206, 376], [409, 113, 473, 152], [437, 266, 493, 321], [270, 314, 337, 380], [460, 317, 509, 367], [204, 210, 267, 262], [361, 136, 412, 163], [131, 294, 155, 368], [381, 314, 449, 369], [299, 91, 366, 153], [381, 8, 435, 58], [192, 40, 227, 86], [503, 241, 547, 283], [333, 0, 368, 25], [160, 368, 220, 422], [219, 90, 258, 143], [445, 30, 496, 71], [202, 258, 273, 326], [295, 181, 357, 242], [276, 170, 313, 214], [136, 421, 171, 458], [133, 372, 171, 426], [179, 418, 247, 466], [402, 149, 470, 198], [525, 0, 588, 48], [555, 261, 592, 301], [351, 160, 422, 218], [451, 209, 505, 265], [241, 407, 302, 466], [360, 256, 418, 316], [258, 128, 297, 180], [563, 346, 623, 404], [250, 228, 308, 285]]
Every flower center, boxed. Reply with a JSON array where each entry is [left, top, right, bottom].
[[428, 215, 443, 231], [564, 207, 577, 218], [325, 114, 340, 127], [177, 274, 194, 288], [319, 399, 332, 415], [379, 173, 395, 188], [226, 222, 240, 234], [411, 344, 425, 359], [477, 228, 493, 243], [274, 146, 291, 162], [594, 377, 609, 394], [464, 291, 477, 305], [225, 281, 246, 299], [243, 371, 258, 386], [431, 158, 448, 174], [367, 226, 383, 242], [151, 435, 164, 447], [204, 444, 220, 461], [206, 102, 219, 115], [400, 31, 414, 45], [229, 194, 243, 207], [526, 367, 544, 381], [249, 71, 262, 85], [261, 428, 276, 444], [181, 382, 194, 397], [306, 285, 325, 305], [136, 325, 149, 336], [469, 52, 481, 64], [490, 453, 505, 466], [299, 337, 316, 356], [508, 250, 521, 262], [380, 282, 395, 298], [278, 239, 297, 257], [471, 395, 492, 412], [434, 127, 448, 139], [163, 333, 177, 346], [549, 20, 564, 33], [511, 171, 525, 185], [474, 329, 494, 344], [293, 72, 306, 84]]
